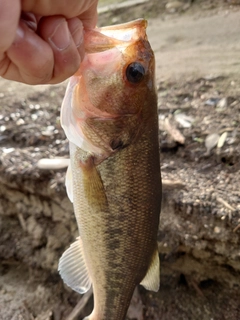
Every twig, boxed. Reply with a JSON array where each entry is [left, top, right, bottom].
[[18, 213, 27, 231], [190, 280, 205, 298], [185, 276, 205, 298], [162, 179, 185, 191], [37, 158, 70, 170], [233, 224, 240, 233], [217, 197, 236, 212], [164, 117, 185, 144], [66, 288, 93, 320]]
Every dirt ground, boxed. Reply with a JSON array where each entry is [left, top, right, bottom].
[[0, 1, 240, 319]]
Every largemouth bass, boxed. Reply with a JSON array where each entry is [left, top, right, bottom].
[[59, 19, 161, 320]]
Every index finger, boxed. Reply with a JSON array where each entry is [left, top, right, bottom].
[[21, 0, 98, 28], [0, 0, 20, 52]]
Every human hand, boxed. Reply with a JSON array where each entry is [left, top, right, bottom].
[[0, 0, 98, 85]]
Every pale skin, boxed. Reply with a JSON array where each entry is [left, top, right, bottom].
[[0, 0, 98, 85]]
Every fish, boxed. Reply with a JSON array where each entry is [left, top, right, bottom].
[[58, 19, 162, 320]]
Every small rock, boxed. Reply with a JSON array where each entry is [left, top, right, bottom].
[[47, 235, 61, 250], [41, 130, 54, 137], [205, 98, 220, 107], [51, 202, 67, 222], [166, 1, 184, 13], [16, 118, 25, 125], [217, 97, 228, 109], [2, 147, 15, 154], [0, 125, 6, 132], [214, 226, 221, 234], [26, 216, 44, 247]]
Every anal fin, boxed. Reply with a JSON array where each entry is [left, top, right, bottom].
[[58, 237, 91, 294], [140, 246, 160, 292]]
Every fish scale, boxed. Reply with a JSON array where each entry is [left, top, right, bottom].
[[71, 117, 160, 319], [59, 19, 161, 320]]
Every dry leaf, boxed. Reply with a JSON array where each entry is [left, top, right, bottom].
[[174, 113, 194, 128], [217, 132, 228, 148], [164, 117, 185, 144], [205, 133, 219, 154]]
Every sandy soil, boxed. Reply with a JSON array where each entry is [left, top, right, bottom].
[[150, 5, 240, 82], [0, 1, 240, 319]]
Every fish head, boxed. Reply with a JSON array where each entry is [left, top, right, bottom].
[[61, 19, 157, 158], [81, 19, 156, 115]]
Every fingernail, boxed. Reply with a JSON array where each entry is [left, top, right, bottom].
[[49, 19, 70, 50], [71, 26, 83, 48]]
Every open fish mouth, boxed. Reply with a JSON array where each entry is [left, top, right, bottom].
[[84, 19, 148, 53]]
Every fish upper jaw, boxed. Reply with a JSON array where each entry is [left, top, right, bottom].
[[84, 19, 148, 54]]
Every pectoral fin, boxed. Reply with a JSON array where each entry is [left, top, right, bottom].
[[58, 237, 91, 294], [80, 156, 109, 211], [140, 246, 160, 292]]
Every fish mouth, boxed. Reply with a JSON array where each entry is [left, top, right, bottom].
[[84, 19, 148, 53]]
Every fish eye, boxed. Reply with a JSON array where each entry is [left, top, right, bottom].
[[126, 62, 145, 84]]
